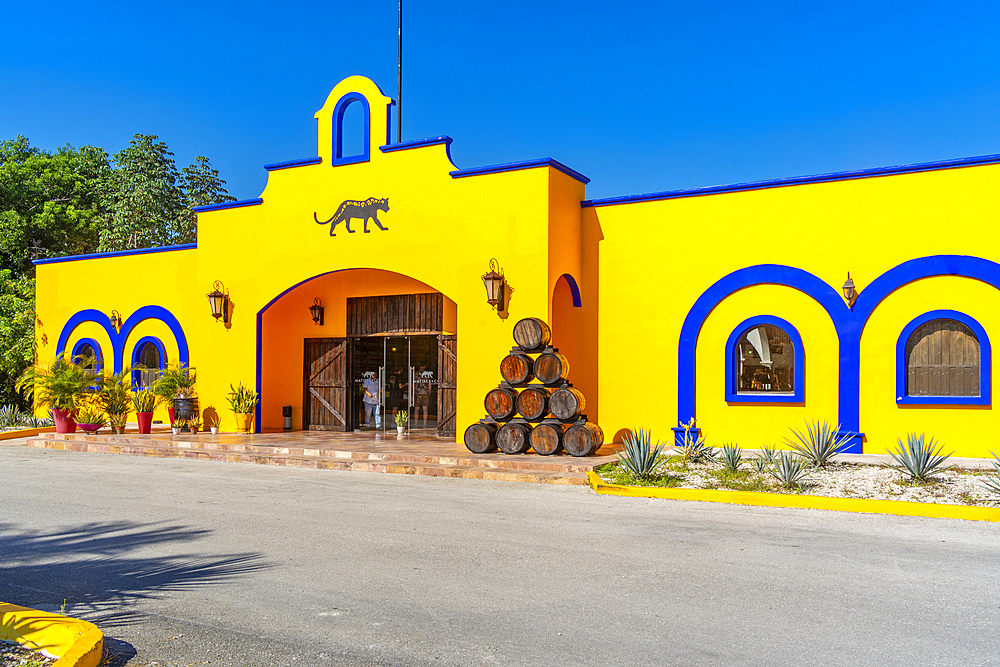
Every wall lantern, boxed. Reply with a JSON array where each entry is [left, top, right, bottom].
[[207, 281, 230, 324], [109, 309, 123, 333], [842, 272, 857, 308], [481, 258, 506, 310], [310, 297, 325, 326]]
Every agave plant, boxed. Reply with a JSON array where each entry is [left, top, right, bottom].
[[615, 428, 670, 480], [981, 452, 1000, 495], [750, 455, 770, 474], [675, 420, 716, 463], [0, 404, 22, 428], [20, 413, 54, 428], [885, 433, 953, 482], [784, 420, 851, 467], [720, 443, 743, 473], [768, 451, 810, 489], [758, 445, 779, 464]]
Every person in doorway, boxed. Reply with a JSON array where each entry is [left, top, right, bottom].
[[362, 373, 381, 429], [413, 365, 431, 428]]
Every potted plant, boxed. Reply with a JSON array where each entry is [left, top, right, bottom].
[[16, 354, 97, 433], [100, 372, 132, 435], [205, 412, 221, 435], [172, 419, 186, 435], [189, 416, 201, 434], [153, 363, 197, 425], [394, 409, 408, 435], [132, 389, 156, 434], [75, 406, 106, 433], [227, 383, 258, 434]]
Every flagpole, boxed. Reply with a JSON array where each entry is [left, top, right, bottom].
[[397, 0, 402, 144]]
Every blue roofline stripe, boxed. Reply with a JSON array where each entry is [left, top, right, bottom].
[[450, 158, 591, 184], [263, 157, 322, 171], [192, 198, 264, 213], [31, 243, 197, 266], [581, 152, 1000, 208], [379, 136, 453, 153]]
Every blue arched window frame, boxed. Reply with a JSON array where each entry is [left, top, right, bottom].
[[71, 338, 104, 388], [131, 336, 168, 391], [725, 315, 805, 403], [332, 92, 370, 166], [896, 310, 991, 406]]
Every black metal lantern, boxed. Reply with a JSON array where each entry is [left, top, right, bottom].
[[110, 309, 122, 333], [310, 297, 325, 326], [842, 272, 857, 306], [481, 258, 506, 310], [207, 281, 229, 323]]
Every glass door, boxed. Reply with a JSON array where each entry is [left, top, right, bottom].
[[384, 337, 410, 434], [350, 335, 440, 434]]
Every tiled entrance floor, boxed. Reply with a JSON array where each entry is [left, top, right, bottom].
[[25, 429, 618, 485]]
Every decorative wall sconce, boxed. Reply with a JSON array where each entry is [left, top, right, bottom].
[[481, 258, 506, 310], [310, 297, 325, 326], [842, 272, 857, 308], [110, 309, 122, 333], [207, 281, 230, 324]]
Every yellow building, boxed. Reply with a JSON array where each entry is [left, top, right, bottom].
[[33, 75, 1000, 458]]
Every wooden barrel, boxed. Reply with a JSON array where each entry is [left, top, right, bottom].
[[499, 353, 534, 384], [516, 386, 551, 420], [530, 423, 566, 456], [564, 422, 604, 457], [512, 317, 552, 350], [497, 422, 532, 454], [548, 387, 585, 420], [484, 387, 518, 420], [464, 423, 498, 453], [534, 352, 570, 385]]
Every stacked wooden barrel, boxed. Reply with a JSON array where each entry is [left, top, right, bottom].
[[464, 317, 604, 457]]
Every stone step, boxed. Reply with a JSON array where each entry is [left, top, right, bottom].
[[24, 437, 592, 485]]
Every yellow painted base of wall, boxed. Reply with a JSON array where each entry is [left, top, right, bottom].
[[0, 427, 56, 441], [0, 603, 102, 666], [586, 472, 1000, 522]]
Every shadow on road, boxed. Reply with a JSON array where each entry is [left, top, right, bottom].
[[0, 520, 271, 628]]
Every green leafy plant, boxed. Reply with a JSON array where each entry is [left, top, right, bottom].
[[720, 443, 743, 473], [885, 433, 953, 482], [227, 383, 258, 414], [75, 406, 105, 425], [981, 452, 1000, 495], [16, 353, 97, 413], [153, 362, 197, 407], [784, 420, 851, 467], [616, 428, 670, 480], [394, 410, 408, 427], [131, 389, 155, 413], [204, 411, 221, 428], [768, 451, 810, 489], [675, 420, 717, 463], [100, 373, 132, 428]]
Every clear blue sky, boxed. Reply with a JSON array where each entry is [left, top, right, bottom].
[[3, 1, 999, 201]]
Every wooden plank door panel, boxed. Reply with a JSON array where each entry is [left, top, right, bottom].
[[304, 338, 348, 431], [437, 334, 457, 436]]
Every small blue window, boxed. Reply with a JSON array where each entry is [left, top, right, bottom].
[[726, 316, 804, 403], [71, 338, 103, 385], [131, 337, 167, 390], [332, 93, 370, 166]]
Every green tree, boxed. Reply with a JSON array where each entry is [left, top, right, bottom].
[[0, 269, 35, 406]]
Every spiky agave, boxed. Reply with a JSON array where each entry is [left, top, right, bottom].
[[720, 443, 743, 473], [615, 428, 670, 480], [885, 433, 953, 482], [768, 451, 810, 489], [784, 420, 851, 467], [982, 452, 1000, 495], [758, 445, 779, 464], [750, 455, 770, 474]]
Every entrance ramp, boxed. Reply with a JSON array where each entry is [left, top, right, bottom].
[[24, 431, 618, 485]]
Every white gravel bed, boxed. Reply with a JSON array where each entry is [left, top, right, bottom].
[[0, 641, 56, 666]]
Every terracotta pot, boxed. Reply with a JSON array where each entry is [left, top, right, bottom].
[[52, 408, 77, 434], [136, 412, 153, 434], [113, 427, 125, 435]]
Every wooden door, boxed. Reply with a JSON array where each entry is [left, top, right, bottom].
[[304, 338, 348, 430], [437, 334, 457, 436]]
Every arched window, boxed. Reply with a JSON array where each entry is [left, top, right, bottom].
[[71, 338, 103, 380], [332, 93, 370, 165], [132, 337, 167, 390], [897, 310, 990, 405], [726, 316, 804, 403]]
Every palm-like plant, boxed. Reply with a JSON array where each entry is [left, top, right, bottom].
[[885, 433, 953, 482], [100, 373, 133, 429], [153, 362, 197, 407], [615, 428, 670, 480], [16, 354, 97, 413], [769, 451, 810, 489], [784, 420, 851, 467]]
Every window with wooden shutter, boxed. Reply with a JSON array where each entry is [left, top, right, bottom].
[[905, 319, 980, 397]]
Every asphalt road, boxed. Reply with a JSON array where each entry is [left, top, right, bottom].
[[2, 444, 999, 667]]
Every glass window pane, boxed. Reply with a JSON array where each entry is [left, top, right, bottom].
[[735, 324, 795, 394]]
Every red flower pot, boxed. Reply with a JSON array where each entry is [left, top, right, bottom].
[[136, 412, 153, 434], [53, 408, 77, 434]]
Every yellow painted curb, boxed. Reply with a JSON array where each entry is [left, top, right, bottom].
[[0, 427, 56, 441], [0, 603, 103, 667], [586, 472, 1000, 522]]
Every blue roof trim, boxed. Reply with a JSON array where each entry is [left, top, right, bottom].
[[263, 157, 322, 171], [31, 243, 197, 266], [450, 158, 591, 185], [582, 152, 1000, 208], [379, 136, 453, 153], [193, 198, 263, 213]]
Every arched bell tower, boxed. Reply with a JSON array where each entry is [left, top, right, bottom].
[[314, 76, 396, 166]]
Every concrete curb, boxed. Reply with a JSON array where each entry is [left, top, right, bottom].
[[0, 603, 103, 667], [0, 427, 56, 441], [586, 472, 1000, 522]]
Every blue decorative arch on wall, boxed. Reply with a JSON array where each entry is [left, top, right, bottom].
[[678, 255, 1000, 453], [56, 305, 189, 376], [332, 92, 371, 166], [559, 273, 582, 308], [131, 336, 168, 389], [895, 310, 991, 406], [725, 316, 804, 403]]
